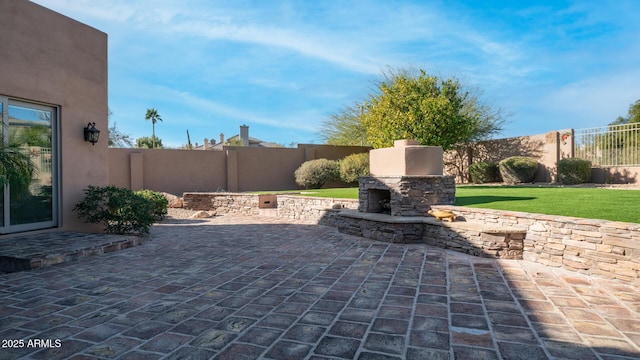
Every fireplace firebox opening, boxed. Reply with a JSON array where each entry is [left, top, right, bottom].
[[367, 189, 391, 214]]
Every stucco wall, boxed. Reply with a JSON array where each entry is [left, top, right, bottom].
[[230, 147, 306, 192], [446, 129, 638, 185], [109, 145, 371, 195], [299, 144, 371, 162], [0, 0, 108, 232], [109, 148, 227, 195], [445, 130, 571, 183], [592, 166, 640, 184]]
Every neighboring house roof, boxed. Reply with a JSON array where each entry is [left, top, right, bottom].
[[193, 134, 279, 150]]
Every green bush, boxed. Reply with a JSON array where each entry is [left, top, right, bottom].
[[557, 158, 592, 185], [469, 162, 500, 183], [498, 156, 538, 184], [73, 185, 157, 235], [294, 158, 339, 189], [135, 189, 168, 221], [339, 153, 369, 184]]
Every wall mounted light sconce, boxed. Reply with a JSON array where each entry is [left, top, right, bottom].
[[84, 122, 100, 145]]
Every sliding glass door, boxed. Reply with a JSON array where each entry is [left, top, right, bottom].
[[1, 98, 58, 233], [0, 101, 3, 229]]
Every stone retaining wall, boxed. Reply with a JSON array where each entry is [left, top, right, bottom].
[[436, 205, 640, 286], [321, 210, 525, 260], [182, 193, 358, 221], [183, 193, 261, 216], [275, 195, 358, 222]]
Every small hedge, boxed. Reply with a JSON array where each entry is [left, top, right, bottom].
[[498, 156, 538, 184], [74, 185, 163, 235], [339, 153, 369, 184], [135, 189, 168, 221], [469, 162, 500, 183], [557, 158, 592, 185], [294, 158, 339, 189]]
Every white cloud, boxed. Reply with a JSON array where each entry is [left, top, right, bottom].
[[32, 0, 640, 146], [544, 71, 640, 125], [165, 88, 319, 132]]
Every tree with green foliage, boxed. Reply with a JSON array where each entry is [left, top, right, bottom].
[[363, 69, 503, 150], [136, 136, 163, 149], [10, 125, 50, 148], [320, 105, 369, 146], [145, 108, 162, 148], [610, 99, 640, 125], [0, 145, 35, 199], [320, 68, 504, 150], [225, 138, 245, 146]]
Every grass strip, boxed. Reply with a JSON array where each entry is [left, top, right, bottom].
[[254, 186, 640, 223]]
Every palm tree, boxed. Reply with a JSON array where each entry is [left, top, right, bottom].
[[144, 108, 162, 149], [0, 145, 35, 199]]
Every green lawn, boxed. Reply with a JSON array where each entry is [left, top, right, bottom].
[[269, 186, 640, 223]]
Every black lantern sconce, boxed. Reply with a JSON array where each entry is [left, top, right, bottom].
[[84, 122, 100, 145]]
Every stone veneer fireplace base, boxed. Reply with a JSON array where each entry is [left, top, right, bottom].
[[359, 175, 456, 216]]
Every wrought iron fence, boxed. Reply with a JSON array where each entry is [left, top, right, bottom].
[[38, 147, 52, 174], [19, 146, 52, 176], [574, 123, 640, 166]]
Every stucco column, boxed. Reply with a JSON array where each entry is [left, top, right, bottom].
[[130, 152, 143, 190], [226, 149, 238, 192]]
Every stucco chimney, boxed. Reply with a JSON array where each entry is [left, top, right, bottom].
[[240, 124, 249, 147], [369, 139, 444, 176], [219, 133, 224, 144], [203, 138, 209, 150]]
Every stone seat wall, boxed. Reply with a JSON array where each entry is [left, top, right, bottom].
[[323, 209, 525, 260]]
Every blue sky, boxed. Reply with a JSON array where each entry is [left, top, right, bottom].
[[33, 0, 640, 148]]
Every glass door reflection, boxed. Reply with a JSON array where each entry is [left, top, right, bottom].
[[2, 101, 56, 231]]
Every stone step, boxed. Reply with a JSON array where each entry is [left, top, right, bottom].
[[0, 232, 147, 273]]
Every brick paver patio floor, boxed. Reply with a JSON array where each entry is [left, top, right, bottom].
[[1, 214, 639, 359]]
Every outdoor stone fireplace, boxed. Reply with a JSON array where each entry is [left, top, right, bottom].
[[328, 140, 524, 260], [358, 140, 456, 216]]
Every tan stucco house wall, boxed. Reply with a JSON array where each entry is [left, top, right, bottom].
[[0, 0, 108, 232]]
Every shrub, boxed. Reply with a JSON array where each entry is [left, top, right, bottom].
[[135, 189, 168, 221], [469, 162, 500, 183], [339, 153, 370, 184], [557, 158, 592, 185], [294, 158, 339, 189], [498, 156, 538, 184], [74, 185, 157, 235]]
